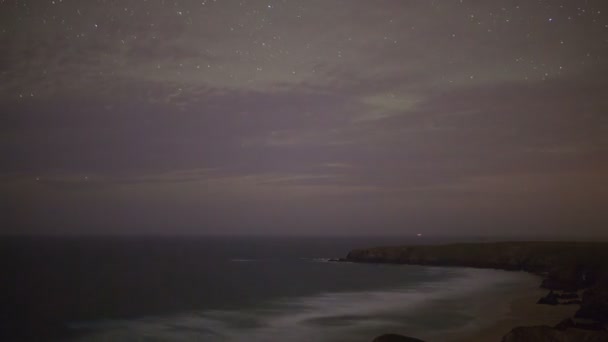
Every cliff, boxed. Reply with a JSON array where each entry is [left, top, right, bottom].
[[344, 241, 608, 341], [346, 241, 608, 291]]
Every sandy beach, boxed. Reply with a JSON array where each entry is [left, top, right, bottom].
[[452, 283, 579, 342]]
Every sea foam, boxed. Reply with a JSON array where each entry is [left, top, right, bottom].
[[71, 267, 536, 342]]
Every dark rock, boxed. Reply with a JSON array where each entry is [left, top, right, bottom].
[[502, 325, 608, 342], [540, 277, 582, 292], [372, 334, 425, 342], [576, 284, 608, 324], [556, 292, 579, 300], [540, 277, 576, 291], [501, 326, 555, 342], [573, 319, 606, 331], [555, 318, 576, 330], [539, 267, 585, 291], [562, 299, 582, 305], [537, 291, 559, 305], [555, 317, 605, 331]]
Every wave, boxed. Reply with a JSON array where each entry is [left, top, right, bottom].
[[229, 258, 261, 262], [300, 257, 332, 263], [71, 268, 537, 342]]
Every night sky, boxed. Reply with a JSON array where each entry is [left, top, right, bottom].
[[1, 1, 607, 236]]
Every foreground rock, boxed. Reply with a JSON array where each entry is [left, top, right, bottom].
[[556, 292, 579, 300], [576, 282, 608, 324], [555, 317, 605, 331], [372, 334, 425, 342], [501, 326, 608, 342], [537, 290, 582, 305], [537, 291, 559, 305]]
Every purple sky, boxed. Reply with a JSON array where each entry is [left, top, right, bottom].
[[1, 0, 607, 236]]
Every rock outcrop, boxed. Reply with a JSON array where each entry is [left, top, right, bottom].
[[346, 241, 608, 341], [555, 317, 605, 331], [575, 282, 608, 324], [556, 292, 579, 300], [346, 242, 608, 292], [372, 334, 425, 342], [501, 326, 608, 342], [537, 291, 559, 305]]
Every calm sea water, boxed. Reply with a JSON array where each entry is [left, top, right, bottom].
[[1, 236, 538, 341]]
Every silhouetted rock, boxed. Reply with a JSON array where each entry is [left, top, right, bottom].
[[537, 290, 559, 305], [562, 299, 582, 305], [556, 292, 579, 300], [540, 269, 583, 292], [372, 334, 425, 342], [555, 318, 576, 330], [555, 317, 605, 331], [346, 242, 608, 292], [502, 326, 554, 342], [576, 283, 608, 324], [501, 325, 608, 342]]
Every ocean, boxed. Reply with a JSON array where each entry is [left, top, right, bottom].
[[1, 236, 539, 341]]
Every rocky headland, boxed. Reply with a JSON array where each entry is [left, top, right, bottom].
[[342, 241, 608, 341]]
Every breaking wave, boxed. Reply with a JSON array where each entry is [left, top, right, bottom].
[[70, 267, 536, 342]]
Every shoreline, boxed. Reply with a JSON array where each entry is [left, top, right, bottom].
[[345, 241, 608, 341], [450, 280, 579, 342]]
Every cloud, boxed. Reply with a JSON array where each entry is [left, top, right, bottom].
[[2, 0, 608, 234]]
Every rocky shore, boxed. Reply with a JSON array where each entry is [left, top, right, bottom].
[[341, 241, 608, 341]]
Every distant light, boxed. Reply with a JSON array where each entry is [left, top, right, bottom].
[[417, 233, 422, 237]]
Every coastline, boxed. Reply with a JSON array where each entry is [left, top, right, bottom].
[[449, 281, 579, 342], [345, 241, 608, 341]]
